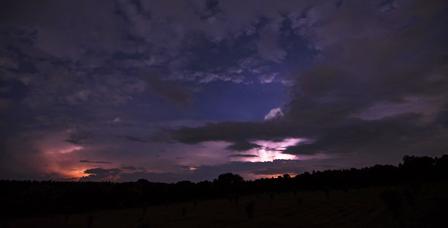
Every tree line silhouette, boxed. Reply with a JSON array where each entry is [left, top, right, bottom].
[[1, 155, 447, 218]]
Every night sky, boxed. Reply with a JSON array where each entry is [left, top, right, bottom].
[[1, 0, 448, 182]]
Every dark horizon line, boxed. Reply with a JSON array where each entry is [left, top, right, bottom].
[[2, 154, 446, 184]]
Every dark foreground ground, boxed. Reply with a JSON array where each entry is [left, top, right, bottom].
[[4, 182, 447, 228]]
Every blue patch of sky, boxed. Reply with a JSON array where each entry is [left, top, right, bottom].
[[190, 81, 289, 122]]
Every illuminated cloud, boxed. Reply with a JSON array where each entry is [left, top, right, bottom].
[[231, 138, 303, 162], [264, 107, 284, 120]]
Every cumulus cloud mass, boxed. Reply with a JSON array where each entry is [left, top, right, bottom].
[[1, 0, 448, 182]]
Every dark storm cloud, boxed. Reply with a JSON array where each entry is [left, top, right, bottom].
[[2, 0, 448, 182], [0, 0, 308, 110], [283, 114, 437, 155], [123, 135, 151, 143], [226, 141, 261, 151], [283, 0, 448, 158], [228, 154, 258, 158], [83, 168, 121, 180], [172, 120, 302, 146], [65, 130, 91, 145], [171, 0, 448, 162], [143, 73, 193, 105], [0, 137, 43, 180], [79, 160, 112, 164]]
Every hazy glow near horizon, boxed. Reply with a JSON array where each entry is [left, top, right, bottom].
[[39, 135, 89, 179], [60, 167, 89, 179]]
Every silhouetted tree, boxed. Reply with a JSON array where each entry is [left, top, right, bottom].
[[401, 155, 435, 179], [216, 173, 244, 185], [1, 154, 447, 218]]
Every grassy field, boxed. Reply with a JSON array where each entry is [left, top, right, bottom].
[[5, 182, 447, 228]]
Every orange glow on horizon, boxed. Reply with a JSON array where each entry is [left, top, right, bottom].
[[35, 132, 93, 180], [59, 167, 89, 180]]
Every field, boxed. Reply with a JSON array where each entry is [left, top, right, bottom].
[[5, 182, 447, 228]]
